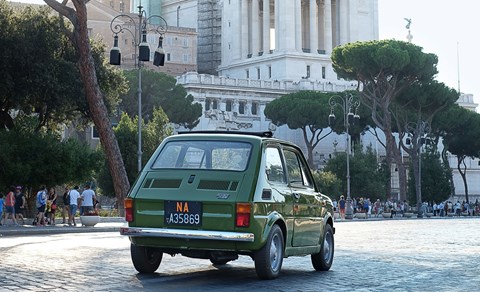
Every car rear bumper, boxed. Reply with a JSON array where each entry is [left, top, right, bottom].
[[120, 227, 255, 242]]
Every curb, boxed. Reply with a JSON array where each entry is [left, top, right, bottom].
[[0, 218, 126, 237]]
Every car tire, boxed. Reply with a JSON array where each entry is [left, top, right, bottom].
[[311, 224, 334, 271], [254, 224, 284, 280], [130, 244, 163, 273]]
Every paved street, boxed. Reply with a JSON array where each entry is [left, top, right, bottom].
[[1, 218, 479, 291]]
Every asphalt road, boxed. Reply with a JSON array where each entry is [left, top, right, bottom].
[[1, 218, 479, 291]]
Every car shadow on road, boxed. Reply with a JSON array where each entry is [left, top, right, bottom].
[[132, 262, 334, 290]]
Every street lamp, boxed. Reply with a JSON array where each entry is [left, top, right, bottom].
[[109, 2, 167, 173], [329, 93, 360, 219]]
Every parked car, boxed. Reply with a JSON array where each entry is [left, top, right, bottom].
[[120, 131, 335, 279]]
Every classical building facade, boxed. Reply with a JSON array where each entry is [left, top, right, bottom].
[[88, 0, 197, 76], [18, 0, 475, 200]]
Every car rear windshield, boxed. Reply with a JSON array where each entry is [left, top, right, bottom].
[[152, 140, 252, 171]]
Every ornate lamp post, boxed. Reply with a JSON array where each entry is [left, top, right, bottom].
[[109, 2, 167, 173], [329, 93, 360, 219]]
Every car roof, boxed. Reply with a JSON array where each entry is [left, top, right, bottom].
[[175, 131, 297, 146], [177, 130, 274, 138]]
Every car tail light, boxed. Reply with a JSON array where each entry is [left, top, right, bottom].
[[236, 203, 251, 227], [125, 198, 134, 222]]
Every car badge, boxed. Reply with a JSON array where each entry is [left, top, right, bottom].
[[216, 193, 230, 199]]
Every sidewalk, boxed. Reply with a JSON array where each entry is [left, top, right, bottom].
[[0, 217, 126, 237]]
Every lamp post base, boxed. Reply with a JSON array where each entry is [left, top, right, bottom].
[[345, 198, 354, 219]]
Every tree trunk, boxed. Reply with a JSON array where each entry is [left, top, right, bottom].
[[410, 150, 421, 208], [45, 0, 130, 216], [382, 105, 407, 202], [457, 156, 469, 203]]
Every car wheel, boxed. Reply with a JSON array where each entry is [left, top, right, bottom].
[[254, 224, 284, 280], [130, 244, 163, 273], [311, 224, 334, 271]]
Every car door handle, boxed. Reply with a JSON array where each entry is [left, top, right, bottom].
[[292, 193, 300, 200]]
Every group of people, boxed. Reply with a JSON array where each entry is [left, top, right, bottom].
[[332, 195, 480, 219], [35, 184, 97, 226], [0, 183, 98, 227], [0, 185, 26, 226]]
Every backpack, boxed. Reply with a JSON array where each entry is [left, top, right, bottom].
[[36, 191, 45, 208]]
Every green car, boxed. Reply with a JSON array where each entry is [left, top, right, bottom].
[[120, 131, 335, 279]]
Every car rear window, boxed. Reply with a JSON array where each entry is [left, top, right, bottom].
[[152, 140, 252, 171]]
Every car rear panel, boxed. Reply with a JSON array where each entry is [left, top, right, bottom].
[[130, 169, 247, 231]]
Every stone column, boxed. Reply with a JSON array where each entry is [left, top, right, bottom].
[[276, 0, 296, 51], [339, 0, 348, 45], [295, 0, 302, 51], [252, 0, 260, 55], [309, 0, 318, 53], [241, 0, 250, 58], [324, 0, 333, 53], [274, 0, 280, 51], [263, 0, 270, 53]]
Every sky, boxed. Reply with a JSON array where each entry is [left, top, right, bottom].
[[378, 0, 480, 108], [8, 0, 480, 108]]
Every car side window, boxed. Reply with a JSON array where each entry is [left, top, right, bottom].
[[283, 149, 312, 188], [265, 147, 286, 184]]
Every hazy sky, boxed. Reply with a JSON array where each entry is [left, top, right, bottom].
[[8, 0, 480, 108], [378, 0, 479, 107]]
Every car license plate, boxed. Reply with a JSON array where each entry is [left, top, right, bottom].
[[164, 201, 202, 226]]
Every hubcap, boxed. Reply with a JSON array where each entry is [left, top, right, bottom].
[[323, 231, 333, 263], [269, 233, 281, 270]]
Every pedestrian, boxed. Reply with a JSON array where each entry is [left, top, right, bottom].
[[363, 198, 370, 218], [14, 186, 26, 225], [0, 193, 4, 226], [35, 186, 47, 226], [338, 195, 346, 220], [68, 186, 81, 226], [61, 186, 70, 224], [374, 199, 381, 217], [47, 187, 58, 225], [80, 184, 97, 216], [2, 186, 18, 226]]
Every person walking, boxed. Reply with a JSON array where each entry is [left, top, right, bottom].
[[47, 188, 58, 225], [14, 186, 26, 225], [338, 195, 346, 220], [35, 186, 47, 226], [61, 186, 70, 224], [80, 184, 96, 215], [374, 199, 381, 217], [0, 193, 4, 226], [2, 186, 18, 226], [68, 186, 81, 226]]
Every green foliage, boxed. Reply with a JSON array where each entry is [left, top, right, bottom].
[[312, 170, 342, 200], [143, 107, 173, 162], [407, 149, 453, 204], [264, 91, 334, 166], [323, 146, 388, 200], [97, 108, 173, 196], [265, 91, 331, 130], [435, 105, 480, 158], [0, 3, 126, 131], [0, 121, 102, 192], [332, 40, 438, 85], [121, 69, 201, 129]]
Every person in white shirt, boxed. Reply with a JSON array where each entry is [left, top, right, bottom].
[[68, 186, 81, 226], [80, 184, 96, 215]]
